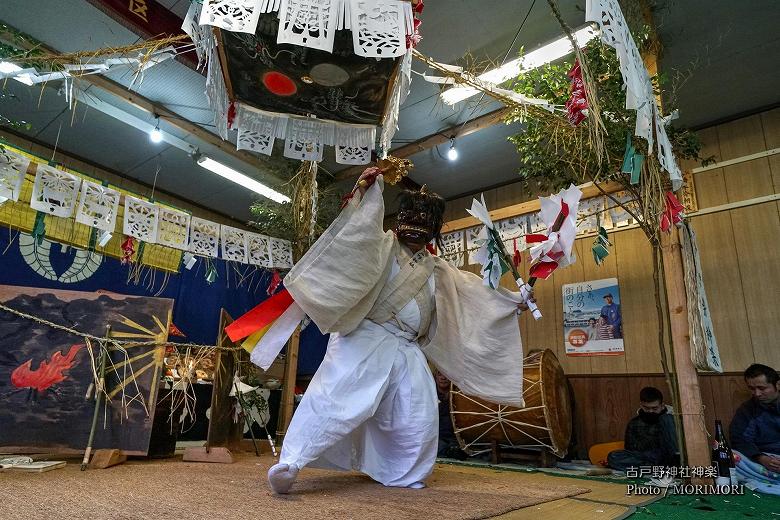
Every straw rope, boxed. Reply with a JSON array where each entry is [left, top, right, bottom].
[[0, 300, 235, 351]]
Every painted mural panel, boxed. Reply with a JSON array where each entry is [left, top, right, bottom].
[[0, 286, 172, 455]]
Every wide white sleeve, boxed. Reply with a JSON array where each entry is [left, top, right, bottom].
[[284, 178, 396, 335]]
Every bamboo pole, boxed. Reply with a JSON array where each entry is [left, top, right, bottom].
[[276, 326, 301, 444], [660, 229, 711, 476]]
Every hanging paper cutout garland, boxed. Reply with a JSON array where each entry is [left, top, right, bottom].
[[585, 0, 683, 190], [576, 196, 603, 235], [497, 215, 527, 261], [660, 191, 685, 233], [189, 217, 220, 258], [247, 232, 273, 268], [199, 0, 264, 34], [0, 148, 30, 202], [607, 191, 635, 228], [269, 237, 293, 268], [334, 125, 376, 165], [123, 196, 159, 243], [621, 133, 645, 185], [350, 0, 410, 58], [75, 180, 120, 232], [438, 230, 464, 267], [221, 225, 249, 263], [30, 165, 82, 218], [236, 105, 288, 156], [157, 207, 191, 250], [277, 0, 339, 53], [565, 60, 588, 126], [592, 226, 611, 266]]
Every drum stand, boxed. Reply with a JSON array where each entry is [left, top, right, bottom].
[[489, 441, 557, 468]]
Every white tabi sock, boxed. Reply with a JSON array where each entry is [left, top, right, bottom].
[[267, 463, 299, 494]]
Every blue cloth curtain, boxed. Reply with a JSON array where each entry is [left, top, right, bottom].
[[0, 231, 328, 375]]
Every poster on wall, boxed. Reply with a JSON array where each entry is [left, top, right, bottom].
[[0, 285, 172, 455], [562, 278, 624, 356]]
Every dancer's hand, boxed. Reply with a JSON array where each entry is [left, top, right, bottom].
[[357, 166, 385, 195], [516, 298, 536, 314], [758, 454, 780, 473]]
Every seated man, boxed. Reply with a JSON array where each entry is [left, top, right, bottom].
[[607, 387, 678, 472], [730, 364, 780, 494], [435, 371, 466, 460]]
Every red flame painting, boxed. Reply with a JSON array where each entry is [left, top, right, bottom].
[[11, 345, 83, 392]]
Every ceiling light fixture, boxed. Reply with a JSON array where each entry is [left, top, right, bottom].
[[149, 117, 163, 143], [447, 138, 458, 161], [0, 61, 34, 86], [196, 155, 290, 204], [441, 24, 600, 105]]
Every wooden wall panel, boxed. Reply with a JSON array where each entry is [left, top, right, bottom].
[[568, 374, 752, 456], [718, 115, 780, 367], [614, 229, 662, 373], [442, 109, 780, 376]]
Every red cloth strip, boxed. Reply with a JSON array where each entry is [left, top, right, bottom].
[[529, 261, 559, 280], [225, 289, 294, 342], [525, 233, 549, 244]]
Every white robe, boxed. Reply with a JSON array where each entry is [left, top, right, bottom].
[[279, 177, 526, 486], [280, 261, 438, 486]]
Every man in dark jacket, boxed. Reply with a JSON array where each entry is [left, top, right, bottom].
[[730, 364, 780, 473], [607, 387, 678, 472]]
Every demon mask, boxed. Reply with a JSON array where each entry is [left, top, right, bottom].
[[396, 185, 445, 246]]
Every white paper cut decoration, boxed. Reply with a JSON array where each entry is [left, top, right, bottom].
[[200, 0, 263, 34], [277, 0, 339, 53], [0, 148, 30, 202], [157, 207, 191, 250], [607, 192, 636, 228], [247, 232, 272, 267], [439, 231, 464, 268], [75, 180, 121, 232], [350, 0, 409, 58], [236, 105, 288, 155], [189, 217, 220, 258], [221, 225, 249, 263], [30, 165, 82, 217], [334, 125, 375, 165], [269, 237, 293, 268], [284, 118, 333, 161], [123, 196, 160, 242], [577, 196, 604, 235], [527, 211, 545, 233], [498, 215, 527, 255]]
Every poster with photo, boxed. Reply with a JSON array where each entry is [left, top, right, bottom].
[[562, 278, 624, 356]]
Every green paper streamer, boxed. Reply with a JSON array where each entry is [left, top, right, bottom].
[[630, 153, 645, 185], [205, 261, 218, 284], [31, 211, 46, 245], [592, 227, 612, 266]]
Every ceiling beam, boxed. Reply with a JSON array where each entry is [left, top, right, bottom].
[[0, 22, 287, 190], [335, 107, 511, 181]]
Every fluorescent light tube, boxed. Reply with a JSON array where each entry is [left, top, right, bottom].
[[441, 24, 599, 105], [196, 156, 290, 204]]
